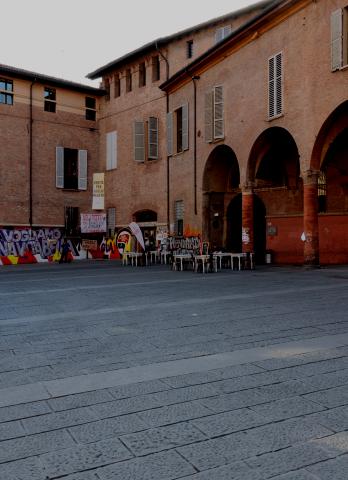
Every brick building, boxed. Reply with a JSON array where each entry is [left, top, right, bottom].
[[0, 65, 103, 263], [1, 0, 348, 265], [86, 1, 272, 243], [160, 0, 348, 265]]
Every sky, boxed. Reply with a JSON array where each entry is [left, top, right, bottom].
[[3, 0, 260, 87]]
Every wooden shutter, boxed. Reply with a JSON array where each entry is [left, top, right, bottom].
[[205, 91, 213, 143], [331, 9, 343, 71], [134, 121, 145, 162], [182, 103, 189, 151], [148, 117, 159, 159], [268, 52, 283, 118], [56, 146, 64, 188], [106, 131, 117, 169], [78, 150, 87, 190], [213, 86, 224, 139], [166, 112, 173, 156], [275, 53, 283, 116]]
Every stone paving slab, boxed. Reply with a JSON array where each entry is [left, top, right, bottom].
[[96, 450, 196, 480], [40, 436, 132, 478], [1, 264, 348, 479]]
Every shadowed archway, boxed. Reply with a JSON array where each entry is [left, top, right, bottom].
[[247, 127, 302, 264], [202, 145, 240, 249]]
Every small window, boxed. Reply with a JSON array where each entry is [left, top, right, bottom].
[[114, 74, 121, 97], [187, 40, 194, 59], [318, 171, 327, 213], [126, 69, 132, 92], [104, 79, 110, 101], [0, 78, 13, 105], [139, 62, 146, 87], [85, 97, 96, 121], [152, 55, 160, 82], [215, 25, 232, 44], [44, 87, 56, 112]]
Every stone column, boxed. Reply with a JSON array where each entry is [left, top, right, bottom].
[[303, 170, 320, 266], [242, 186, 254, 253]]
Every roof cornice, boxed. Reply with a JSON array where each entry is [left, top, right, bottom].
[[160, 0, 309, 93], [0, 64, 105, 96], [87, 0, 274, 79]]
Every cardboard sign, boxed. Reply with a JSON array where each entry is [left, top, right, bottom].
[[81, 239, 98, 251]]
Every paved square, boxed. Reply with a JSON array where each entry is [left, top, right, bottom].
[[1, 261, 348, 479]]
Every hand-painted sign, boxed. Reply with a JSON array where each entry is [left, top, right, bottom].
[[81, 213, 107, 233], [81, 239, 98, 250], [92, 173, 105, 210]]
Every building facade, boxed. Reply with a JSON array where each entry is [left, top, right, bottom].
[[0, 65, 103, 263], [161, 0, 348, 265], [1, 0, 348, 266]]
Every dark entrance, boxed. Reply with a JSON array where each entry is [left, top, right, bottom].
[[226, 194, 242, 252], [254, 195, 266, 264]]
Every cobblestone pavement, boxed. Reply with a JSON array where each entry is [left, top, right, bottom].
[[1, 261, 348, 479]]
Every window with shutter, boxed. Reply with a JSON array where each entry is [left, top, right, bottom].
[[182, 103, 189, 151], [148, 117, 159, 160], [268, 52, 283, 119], [331, 9, 343, 71], [134, 121, 145, 162], [213, 86, 224, 139], [78, 150, 88, 190], [167, 112, 173, 156], [56, 146, 64, 188], [205, 91, 213, 143], [106, 131, 117, 170]]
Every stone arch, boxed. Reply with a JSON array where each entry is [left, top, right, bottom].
[[247, 127, 300, 188], [247, 127, 303, 264], [202, 145, 240, 248], [309, 101, 348, 264], [311, 100, 348, 172]]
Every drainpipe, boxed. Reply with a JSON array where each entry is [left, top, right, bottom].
[[192, 75, 199, 215], [185, 70, 200, 216], [155, 42, 170, 231], [29, 79, 36, 227]]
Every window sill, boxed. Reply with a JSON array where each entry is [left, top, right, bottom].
[[267, 113, 284, 122], [61, 188, 81, 192]]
